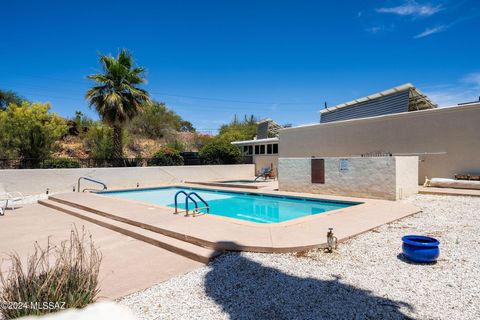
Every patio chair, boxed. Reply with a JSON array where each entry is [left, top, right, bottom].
[[0, 183, 24, 212], [254, 167, 272, 181]]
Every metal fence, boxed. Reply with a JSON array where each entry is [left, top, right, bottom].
[[0, 154, 253, 169]]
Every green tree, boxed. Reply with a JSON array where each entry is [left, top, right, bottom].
[[178, 120, 196, 132], [128, 101, 182, 139], [0, 90, 25, 111], [217, 114, 257, 142], [0, 102, 67, 159], [199, 139, 241, 164], [86, 49, 151, 159]]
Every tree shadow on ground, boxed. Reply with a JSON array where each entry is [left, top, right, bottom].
[[205, 243, 414, 320]]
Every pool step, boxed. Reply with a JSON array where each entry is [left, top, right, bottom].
[[38, 199, 221, 264]]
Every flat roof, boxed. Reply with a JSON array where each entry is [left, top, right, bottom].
[[320, 83, 437, 115], [283, 102, 480, 132], [231, 137, 279, 146]]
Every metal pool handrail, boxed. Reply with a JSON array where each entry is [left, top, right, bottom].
[[77, 177, 107, 193], [188, 192, 210, 214], [173, 190, 209, 216], [174, 190, 196, 213]]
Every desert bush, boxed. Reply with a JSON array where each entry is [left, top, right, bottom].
[[165, 139, 186, 152], [68, 111, 94, 137], [148, 147, 184, 166], [199, 139, 241, 164], [41, 158, 81, 169], [0, 102, 68, 159], [83, 123, 113, 159], [128, 102, 182, 139], [217, 114, 258, 143], [0, 227, 102, 319], [192, 133, 214, 151]]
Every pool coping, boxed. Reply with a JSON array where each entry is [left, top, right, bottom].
[[44, 183, 421, 253], [184, 180, 275, 190], [95, 183, 365, 227]]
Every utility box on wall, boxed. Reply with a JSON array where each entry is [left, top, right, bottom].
[[279, 156, 418, 200]]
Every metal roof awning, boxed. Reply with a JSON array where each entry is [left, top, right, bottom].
[[320, 83, 437, 115], [231, 137, 279, 146]]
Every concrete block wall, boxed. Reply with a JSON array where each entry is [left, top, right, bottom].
[[0, 164, 255, 195], [278, 157, 418, 200]]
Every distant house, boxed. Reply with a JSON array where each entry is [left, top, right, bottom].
[[231, 119, 280, 175]]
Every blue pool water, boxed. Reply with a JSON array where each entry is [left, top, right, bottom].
[[101, 187, 360, 224]]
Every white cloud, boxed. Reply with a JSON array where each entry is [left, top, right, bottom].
[[424, 90, 473, 107], [376, 1, 443, 17], [413, 25, 447, 38], [423, 73, 480, 106], [365, 24, 395, 34], [366, 26, 384, 34], [463, 72, 480, 89]]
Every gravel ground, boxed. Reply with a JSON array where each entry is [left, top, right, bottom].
[[119, 194, 480, 319]]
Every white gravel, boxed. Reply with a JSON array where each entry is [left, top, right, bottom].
[[119, 194, 480, 319]]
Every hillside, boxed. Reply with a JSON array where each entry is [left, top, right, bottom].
[[53, 132, 205, 159]]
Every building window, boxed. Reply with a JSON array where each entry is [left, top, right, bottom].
[[255, 145, 260, 155], [267, 144, 273, 154], [260, 145, 265, 154], [243, 145, 253, 155], [273, 144, 278, 154]]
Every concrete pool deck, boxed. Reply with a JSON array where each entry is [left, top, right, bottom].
[[38, 184, 421, 254], [0, 204, 202, 299]]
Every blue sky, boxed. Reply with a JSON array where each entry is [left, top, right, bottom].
[[1, 0, 479, 131]]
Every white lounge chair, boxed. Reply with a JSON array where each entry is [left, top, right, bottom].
[[0, 183, 24, 212]]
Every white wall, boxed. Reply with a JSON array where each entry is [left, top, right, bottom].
[[278, 157, 418, 200], [0, 164, 255, 195]]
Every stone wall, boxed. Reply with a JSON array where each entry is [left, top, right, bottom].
[[278, 157, 418, 200], [0, 164, 254, 195]]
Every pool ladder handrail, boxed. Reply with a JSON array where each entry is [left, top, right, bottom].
[[77, 177, 108, 192], [174, 191, 210, 216]]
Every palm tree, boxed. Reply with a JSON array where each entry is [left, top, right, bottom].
[[86, 49, 150, 159]]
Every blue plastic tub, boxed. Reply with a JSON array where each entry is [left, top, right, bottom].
[[402, 235, 440, 263]]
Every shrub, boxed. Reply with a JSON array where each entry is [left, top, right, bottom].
[[0, 102, 68, 159], [41, 158, 81, 169], [83, 123, 113, 159], [0, 227, 102, 319], [148, 147, 184, 166], [128, 102, 182, 139], [199, 139, 241, 164], [193, 133, 214, 151], [217, 114, 258, 143], [165, 140, 185, 152]]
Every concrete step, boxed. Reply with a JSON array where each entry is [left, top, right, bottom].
[[38, 199, 220, 264], [46, 195, 201, 246]]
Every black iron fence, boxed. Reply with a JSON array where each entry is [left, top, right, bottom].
[[0, 154, 253, 169]]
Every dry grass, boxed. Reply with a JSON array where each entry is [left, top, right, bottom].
[[0, 226, 102, 319]]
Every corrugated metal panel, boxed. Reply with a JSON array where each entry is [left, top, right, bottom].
[[320, 90, 410, 123], [257, 122, 269, 139]]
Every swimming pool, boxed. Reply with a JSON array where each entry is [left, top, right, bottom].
[[101, 187, 360, 224]]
